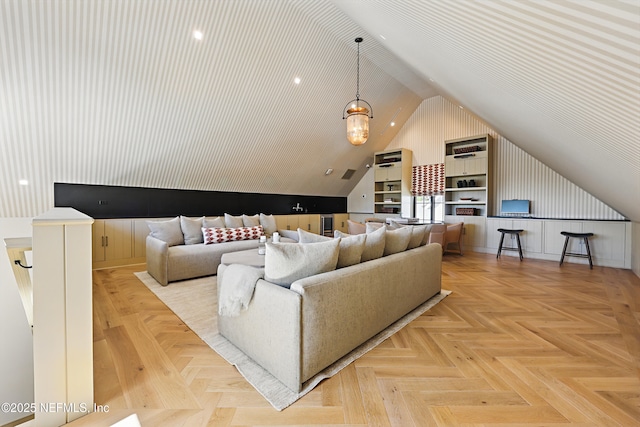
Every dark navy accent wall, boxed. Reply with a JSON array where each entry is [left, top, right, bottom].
[[54, 183, 347, 219]]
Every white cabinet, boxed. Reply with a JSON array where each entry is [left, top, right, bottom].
[[455, 215, 486, 249], [482, 218, 629, 268], [544, 220, 628, 268], [486, 218, 543, 256]]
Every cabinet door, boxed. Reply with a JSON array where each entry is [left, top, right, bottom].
[[104, 219, 133, 261], [308, 214, 321, 234], [582, 221, 626, 267], [513, 220, 543, 253], [92, 220, 106, 262], [461, 216, 486, 248], [544, 221, 583, 255], [133, 219, 150, 258], [334, 213, 349, 233], [276, 215, 299, 231], [375, 164, 401, 181], [486, 218, 514, 249], [445, 156, 463, 177]]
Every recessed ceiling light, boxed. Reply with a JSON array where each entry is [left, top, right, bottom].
[[380, 34, 386, 40], [19, 179, 28, 186], [193, 30, 203, 40], [294, 77, 301, 85], [325, 168, 333, 175], [459, 105, 464, 109], [390, 121, 395, 127]]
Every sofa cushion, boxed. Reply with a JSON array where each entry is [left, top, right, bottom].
[[422, 224, 433, 245], [147, 217, 184, 246], [361, 225, 385, 262], [260, 213, 278, 236], [365, 221, 385, 233], [204, 216, 225, 228], [224, 213, 244, 228], [298, 228, 366, 268], [203, 225, 264, 244], [243, 214, 260, 227], [384, 226, 413, 255], [180, 216, 205, 245], [264, 239, 340, 288], [408, 225, 427, 249]]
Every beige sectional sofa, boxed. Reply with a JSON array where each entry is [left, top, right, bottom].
[[217, 240, 442, 393]]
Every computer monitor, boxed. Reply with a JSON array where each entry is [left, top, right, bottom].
[[501, 199, 530, 216]]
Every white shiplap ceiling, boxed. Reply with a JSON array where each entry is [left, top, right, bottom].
[[0, 0, 638, 221]]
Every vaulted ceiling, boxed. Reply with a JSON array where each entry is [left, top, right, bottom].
[[1, 0, 638, 220]]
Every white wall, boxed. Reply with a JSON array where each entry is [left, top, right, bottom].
[[0, 218, 35, 425]]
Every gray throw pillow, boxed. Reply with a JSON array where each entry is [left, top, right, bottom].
[[180, 216, 204, 245], [147, 217, 184, 247], [361, 225, 385, 262], [224, 213, 244, 228], [260, 213, 278, 236], [384, 226, 413, 255], [265, 240, 340, 287], [242, 214, 260, 227], [204, 216, 225, 228]]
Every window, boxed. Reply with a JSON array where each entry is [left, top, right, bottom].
[[414, 195, 444, 222]]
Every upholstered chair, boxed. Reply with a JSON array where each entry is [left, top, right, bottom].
[[347, 219, 366, 235], [443, 222, 464, 255]]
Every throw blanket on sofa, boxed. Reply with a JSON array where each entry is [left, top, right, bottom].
[[219, 264, 264, 316]]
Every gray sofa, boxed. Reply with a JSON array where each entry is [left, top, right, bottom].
[[217, 242, 442, 393], [147, 236, 264, 286], [145, 215, 296, 286]]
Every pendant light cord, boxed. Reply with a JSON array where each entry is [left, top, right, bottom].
[[355, 39, 361, 101]]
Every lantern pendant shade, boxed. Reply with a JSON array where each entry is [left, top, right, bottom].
[[346, 106, 370, 146], [343, 37, 373, 146]]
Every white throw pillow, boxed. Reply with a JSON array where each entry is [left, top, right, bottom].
[[147, 217, 184, 247], [298, 228, 330, 243], [365, 221, 385, 233], [336, 233, 366, 268], [361, 225, 385, 262], [242, 214, 260, 227], [204, 216, 225, 228], [299, 228, 365, 268], [180, 216, 204, 245], [265, 240, 340, 287], [384, 226, 413, 256], [260, 213, 278, 236], [407, 225, 427, 249], [224, 213, 244, 228]]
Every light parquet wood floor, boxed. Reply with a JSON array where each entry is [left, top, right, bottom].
[[68, 252, 640, 426]]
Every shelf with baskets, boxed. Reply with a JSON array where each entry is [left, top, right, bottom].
[[373, 148, 412, 216], [444, 134, 492, 218]]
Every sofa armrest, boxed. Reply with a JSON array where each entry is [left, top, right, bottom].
[[217, 264, 302, 392], [146, 235, 169, 286]]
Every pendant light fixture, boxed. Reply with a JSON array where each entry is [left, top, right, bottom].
[[343, 37, 373, 146]]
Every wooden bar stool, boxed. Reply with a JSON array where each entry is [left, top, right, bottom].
[[560, 231, 594, 269], [496, 228, 524, 261]]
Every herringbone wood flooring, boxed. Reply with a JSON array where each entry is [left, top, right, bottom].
[[68, 252, 640, 426]]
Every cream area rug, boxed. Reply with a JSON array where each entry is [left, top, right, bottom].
[[134, 271, 451, 411]]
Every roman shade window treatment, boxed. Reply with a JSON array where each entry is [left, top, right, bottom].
[[411, 163, 445, 196]]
